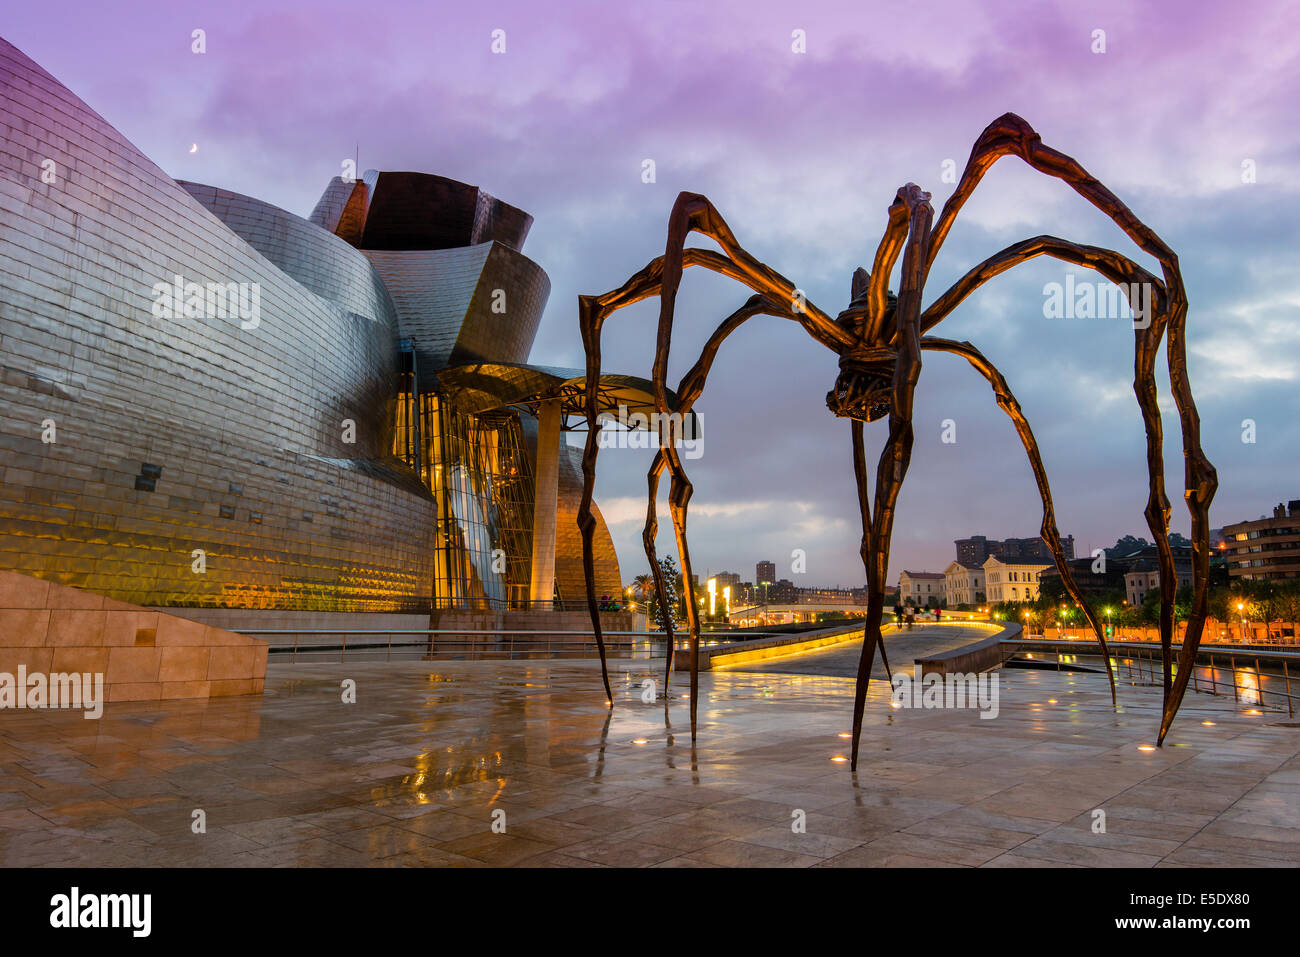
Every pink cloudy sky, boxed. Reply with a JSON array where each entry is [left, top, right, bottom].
[[5, 0, 1299, 586]]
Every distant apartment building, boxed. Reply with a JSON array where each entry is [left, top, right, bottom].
[[955, 534, 1074, 567], [1223, 501, 1300, 582], [1125, 557, 1194, 606], [898, 570, 945, 607], [1038, 542, 1191, 598], [756, 560, 777, 585], [954, 536, 996, 566], [943, 562, 985, 607], [712, 571, 742, 593], [796, 586, 867, 605], [983, 557, 1049, 603], [767, 578, 798, 603]]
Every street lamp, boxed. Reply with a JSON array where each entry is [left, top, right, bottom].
[[1237, 601, 1246, 642]]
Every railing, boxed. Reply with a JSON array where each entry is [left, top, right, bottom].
[[241, 629, 663, 662], [1040, 628, 1299, 647], [431, 598, 641, 612], [1116, 647, 1296, 717], [1003, 641, 1298, 717], [240, 628, 796, 664]]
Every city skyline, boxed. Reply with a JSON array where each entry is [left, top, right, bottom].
[[5, 0, 1296, 586]]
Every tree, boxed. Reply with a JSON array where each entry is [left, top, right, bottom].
[[645, 555, 684, 630], [1129, 584, 1189, 635], [1139, 590, 1160, 625], [1276, 581, 1300, 640], [1107, 534, 1151, 557], [1252, 580, 1281, 638], [1038, 575, 1067, 605], [991, 599, 1052, 631], [1118, 602, 1142, 628]]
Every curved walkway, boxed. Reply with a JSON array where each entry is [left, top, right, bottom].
[[721, 624, 995, 677]]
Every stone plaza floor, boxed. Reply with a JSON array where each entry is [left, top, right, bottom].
[[0, 646, 1297, 867]]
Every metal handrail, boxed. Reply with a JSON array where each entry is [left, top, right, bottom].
[[240, 628, 799, 664], [1003, 642, 1297, 717], [428, 599, 644, 612], [1044, 629, 1300, 647]]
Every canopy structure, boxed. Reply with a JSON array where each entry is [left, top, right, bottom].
[[432, 361, 696, 431], [431, 361, 698, 606]]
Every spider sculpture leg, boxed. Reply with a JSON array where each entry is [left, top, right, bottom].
[[847, 353, 919, 774], [639, 296, 790, 694], [1133, 309, 1177, 703], [849, 419, 882, 681], [919, 113, 1217, 743], [661, 440, 703, 736], [649, 194, 838, 739], [921, 336, 1118, 705], [849, 184, 932, 773], [837, 196, 917, 696], [641, 450, 674, 688], [876, 610, 893, 681], [920, 237, 1163, 706], [577, 201, 844, 717]]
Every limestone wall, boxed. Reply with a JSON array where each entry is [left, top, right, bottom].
[[0, 570, 267, 703]]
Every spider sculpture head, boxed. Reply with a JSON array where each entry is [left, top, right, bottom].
[[825, 267, 897, 422]]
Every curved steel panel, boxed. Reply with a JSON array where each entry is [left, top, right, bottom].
[[179, 180, 399, 332], [556, 445, 621, 604], [0, 37, 436, 612], [363, 242, 549, 371], [358, 171, 533, 252]]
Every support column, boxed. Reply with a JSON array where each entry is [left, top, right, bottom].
[[528, 398, 562, 608]]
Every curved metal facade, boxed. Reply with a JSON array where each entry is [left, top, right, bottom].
[[179, 180, 400, 331], [556, 446, 622, 605], [0, 38, 436, 612], [0, 36, 623, 614], [363, 243, 549, 372], [310, 171, 533, 253]]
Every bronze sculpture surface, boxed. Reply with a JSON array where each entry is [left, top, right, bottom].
[[576, 113, 1218, 770]]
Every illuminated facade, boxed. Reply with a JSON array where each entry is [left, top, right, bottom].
[[898, 570, 945, 607], [0, 37, 639, 614], [942, 561, 985, 607], [1223, 501, 1300, 582], [982, 557, 1049, 603]]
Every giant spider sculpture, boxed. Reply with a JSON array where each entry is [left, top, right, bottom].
[[575, 114, 1218, 771]]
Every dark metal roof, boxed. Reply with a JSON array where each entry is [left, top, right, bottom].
[[433, 361, 691, 425]]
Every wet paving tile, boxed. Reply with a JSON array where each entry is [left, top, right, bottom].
[[0, 658, 1293, 867]]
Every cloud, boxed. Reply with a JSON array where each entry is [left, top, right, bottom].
[[6, 0, 1296, 584]]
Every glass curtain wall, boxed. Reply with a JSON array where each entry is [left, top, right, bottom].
[[394, 378, 534, 609]]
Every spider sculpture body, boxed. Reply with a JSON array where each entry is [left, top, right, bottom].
[[576, 114, 1218, 770]]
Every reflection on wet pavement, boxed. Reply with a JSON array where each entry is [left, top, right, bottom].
[[0, 657, 1296, 867]]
